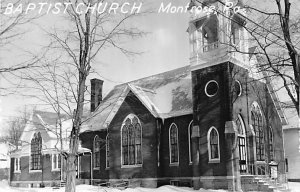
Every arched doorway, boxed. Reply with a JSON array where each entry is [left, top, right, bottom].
[[236, 115, 247, 173]]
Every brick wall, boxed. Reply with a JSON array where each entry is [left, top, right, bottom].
[[158, 114, 193, 178]]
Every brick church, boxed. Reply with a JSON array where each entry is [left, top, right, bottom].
[[10, 0, 287, 191], [78, 0, 286, 190]]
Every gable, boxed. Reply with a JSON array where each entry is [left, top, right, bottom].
[[18, 110, 72, 156], [81, 66, 193, 133]]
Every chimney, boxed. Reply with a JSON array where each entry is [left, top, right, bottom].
[[90, 78, 103, 112]]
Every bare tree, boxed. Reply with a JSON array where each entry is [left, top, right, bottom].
[[31, 1, 146, 191], [236, 0, 299, 113], [192, 0, 299, 114], [0, 0, 45, 97], [0, 107, 30, 148]]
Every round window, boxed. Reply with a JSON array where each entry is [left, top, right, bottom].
[[235, 80, 242, 96], [205, 80, 219, 97]]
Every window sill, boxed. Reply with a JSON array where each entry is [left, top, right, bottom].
[[169, 163, 179, 167], [208, 159, 220, 164], [121, 164, 142, 168], [29, 170, 42, 173], [14, 171, 21, 173], [105, 167, 110, 170], [51, 169, 61, 172]]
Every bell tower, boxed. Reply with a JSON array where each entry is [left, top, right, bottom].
[[188, 0, 249, 70], [189, 0, 248, 191]]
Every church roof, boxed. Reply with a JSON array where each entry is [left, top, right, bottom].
[[16, 110, 72, 157], [81, 66, 193, 133]]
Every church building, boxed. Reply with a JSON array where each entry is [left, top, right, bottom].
[[9, 0, 287, 191], [78, 0, 287, 191]]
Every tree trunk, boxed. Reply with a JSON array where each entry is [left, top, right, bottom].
[[65, 71, 87, 192], [65, 154, 77, 192]]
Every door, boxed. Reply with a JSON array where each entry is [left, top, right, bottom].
[[238, 136, 247, 173]]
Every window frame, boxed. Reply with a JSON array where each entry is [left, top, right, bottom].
[[251, 102, 265, 162], [51, 153, 61, 171], [29, 132, 42, 172], [207, 126, 220, 163], [205, 80, 219, 97], [93, 135, 101, 169], [235, 80, 242, 97], [169, 123, 179, 166], [14, 157, 21, 173], [121, 114, 143, 168], [236, 114, 248, 173]]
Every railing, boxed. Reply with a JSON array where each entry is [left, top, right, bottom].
[[245, 163, 289, 191], [203, 41, 219, 52]]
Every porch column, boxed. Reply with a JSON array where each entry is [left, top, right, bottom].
[[191, 125, 201, 190], [225, 121, 242, 192]]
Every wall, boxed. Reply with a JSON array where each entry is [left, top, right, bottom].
[[192, 62, 232, 177], [158, 114, 193, 183], [79, 131, 108, 180], [80, 91, 158, 187], [10, 155, 60, 187], [108, 91, 157, 187], [284, 128, 300, 181]]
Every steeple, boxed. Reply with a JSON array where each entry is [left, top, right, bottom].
[[188, 0, 249, 70]]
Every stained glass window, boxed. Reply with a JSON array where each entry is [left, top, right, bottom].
[[31, 132, 42, 170], [251, 105, 265, 161], [94, 135, 101, 168], [121, 114, 142, 166], [209, 128, 219, 160], [169, 124, 179, 164]]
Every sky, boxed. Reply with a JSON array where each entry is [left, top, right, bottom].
[[0, 0, 298, 128], [0, 0, 191, 125]]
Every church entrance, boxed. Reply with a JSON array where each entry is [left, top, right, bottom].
[[238, 136, 247, 173]]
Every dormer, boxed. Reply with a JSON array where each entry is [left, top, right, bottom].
[[188, 0, 249, 70]]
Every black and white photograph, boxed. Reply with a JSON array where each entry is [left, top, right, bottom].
[[0, 0, 299, 191]]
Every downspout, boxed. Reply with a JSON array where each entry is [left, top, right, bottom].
[[90, 151, 93, 184]]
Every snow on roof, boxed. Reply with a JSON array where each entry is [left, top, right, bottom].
[[81, 66, 192, 133], [19, 110, 72, 155], [283, 107, 300, 130]]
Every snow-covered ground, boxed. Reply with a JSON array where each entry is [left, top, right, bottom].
[[0, 181, 226, 192], [288, 182, 300, 192], [0, 180, 299, 192]]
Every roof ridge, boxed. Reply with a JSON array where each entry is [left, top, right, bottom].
[[115, 65, 190, 87]]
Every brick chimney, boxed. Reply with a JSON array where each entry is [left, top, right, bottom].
[[90, 78, 103, 112]]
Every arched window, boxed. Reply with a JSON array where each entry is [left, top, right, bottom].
[[251, 103, 265, 161], [236, 115, 246, 136], [269, 127, 274, 161], [169, 123, 179, 164], [106, 135, 109, 168], [121, 114, 142, 166], [31, 132, 42, 170], [236, 115, 247, 173], [94, 135, 101, 168], [207, 127, 220, 162], [188, 121, 193, 164]]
